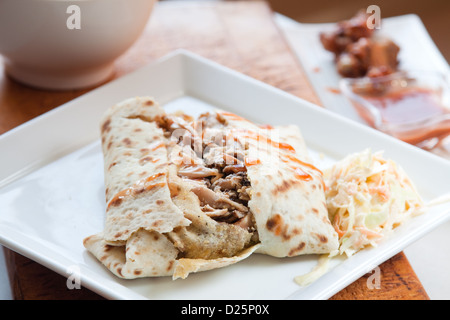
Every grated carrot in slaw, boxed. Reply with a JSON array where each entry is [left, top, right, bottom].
[[294, 149, 450, 287], [324, 149, 425, 257]]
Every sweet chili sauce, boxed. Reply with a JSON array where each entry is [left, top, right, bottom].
[[354, 86, 450, 146], [364, 87, 447, 125]]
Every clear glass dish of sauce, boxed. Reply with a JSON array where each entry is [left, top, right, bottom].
[[340, 71, 450, 158]]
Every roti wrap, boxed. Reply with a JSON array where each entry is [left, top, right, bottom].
[[218, 112, 339, 257], [84, 97, 338, 279]]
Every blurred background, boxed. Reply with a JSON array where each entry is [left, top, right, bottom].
[[169, 0, 450, 63], [267, 0, 450, 63]]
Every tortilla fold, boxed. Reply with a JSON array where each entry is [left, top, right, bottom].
[[84, 96, 338, 280]]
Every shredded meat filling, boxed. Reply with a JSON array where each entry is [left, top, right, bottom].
[[155, 112, 257, 234]]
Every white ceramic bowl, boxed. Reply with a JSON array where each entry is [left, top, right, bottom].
[[0, 0, 156, 90]]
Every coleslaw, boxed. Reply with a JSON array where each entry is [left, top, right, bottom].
[[324, 149, 424, 257]]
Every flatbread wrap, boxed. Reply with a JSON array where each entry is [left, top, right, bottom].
[[84, 96, 338, 279]]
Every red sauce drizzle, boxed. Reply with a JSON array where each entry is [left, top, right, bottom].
[[244, 157, 261, 167], [282, 154, 325, 187], [292, 167, 313, 181], [281, 153, 323, 176], [220, 114, 324, 183], [149, 141, 165, 151], [220, 112, 251, 122], [239, 130, 296, 153], [107, 172, 165, 209], [142, 172, 165, 183]]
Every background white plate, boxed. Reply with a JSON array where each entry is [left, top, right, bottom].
[[275, 13, 450, 123], [1, 51, 450, 300], [275, 13, 450, 299]]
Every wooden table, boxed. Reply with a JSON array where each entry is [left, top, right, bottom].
[[0, 0, 429, 300]]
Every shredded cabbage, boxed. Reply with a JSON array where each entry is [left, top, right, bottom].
[[325, 149, 424, 257]]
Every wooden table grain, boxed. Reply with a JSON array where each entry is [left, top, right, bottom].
[[0, 0, 429, 300]]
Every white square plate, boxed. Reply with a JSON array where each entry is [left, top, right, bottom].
[[1, 50, 450, 300], [275, 14, 450, 124]]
